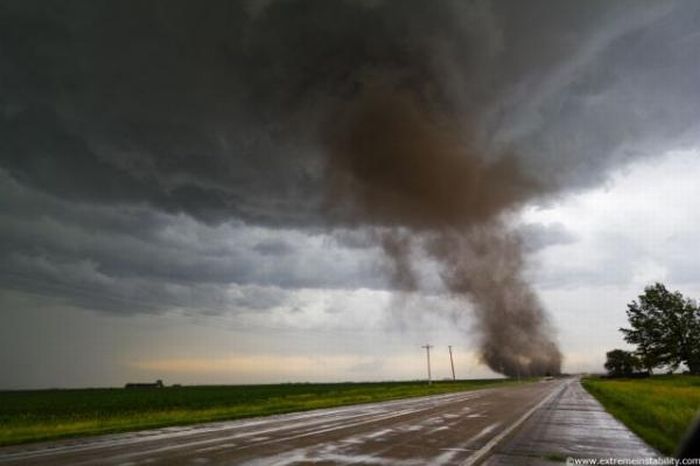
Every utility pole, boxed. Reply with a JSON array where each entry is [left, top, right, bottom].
[[421, 344, 433, 385], [448, 345, 456, 381]]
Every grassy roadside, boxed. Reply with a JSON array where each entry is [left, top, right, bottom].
[[0, 378, 527, 446], [582, 375, 700, 455]]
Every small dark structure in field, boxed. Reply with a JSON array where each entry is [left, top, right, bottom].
[[125, 379, 164, 389]]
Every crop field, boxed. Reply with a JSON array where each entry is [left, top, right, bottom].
[[0, 378, 523, 446], [582, 375, 700, 455]]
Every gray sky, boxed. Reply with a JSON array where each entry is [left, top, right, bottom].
[[2, 0, 700, 388]]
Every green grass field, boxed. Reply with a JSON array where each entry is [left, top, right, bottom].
[[582, 375, 700, 455], [0, 378, 522, 446]]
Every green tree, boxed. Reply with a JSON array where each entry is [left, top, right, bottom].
[[620, 283, 700, 374], [670, 297, 700, 373], [604, 349, 639, 377]]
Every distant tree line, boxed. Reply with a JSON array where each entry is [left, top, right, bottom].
[[605, 283, 700, 377]]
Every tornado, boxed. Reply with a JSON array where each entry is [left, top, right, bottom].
[[321, 84, 561, 376]]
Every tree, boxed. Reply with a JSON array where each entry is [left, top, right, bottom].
[[604, 349, 639, 377], [619, 283, 672, 373], [669, 297, 700, 373], [620, 283, 700, 374]]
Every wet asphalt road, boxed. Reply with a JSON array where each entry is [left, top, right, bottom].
[[0, 378, 659, 466], [0, 378, 655, 465]]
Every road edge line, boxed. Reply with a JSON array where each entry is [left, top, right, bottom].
[[460, 379, 571, 466]]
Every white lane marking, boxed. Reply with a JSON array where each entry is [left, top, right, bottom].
[[399, 425, 424, 432], [430, 448, 463, 465], [428, 426, 450, 433], [364, 429, 394, 440], [194, 442, 237, 453], [460, 380, 570, 466], [425, 416, 445, 424], [470, 422, 501, 443]]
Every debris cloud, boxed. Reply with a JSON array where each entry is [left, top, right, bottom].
[[322, 83, 561, 376]]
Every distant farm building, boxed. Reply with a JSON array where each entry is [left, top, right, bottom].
[[124, 379, 164, 388]]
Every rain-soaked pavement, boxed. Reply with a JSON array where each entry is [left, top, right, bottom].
[[0, 378, 657, 465], [485, 378, 658, 465]]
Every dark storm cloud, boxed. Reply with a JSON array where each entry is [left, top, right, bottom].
[[253, 239, 293, 257], [3, 0, 697, 224], [0, 0, 323, 225], [484, 1, 700, 188], [0, 170, 387, 314], [330, 230, 376, 250], [2, 0, 700, 375]]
